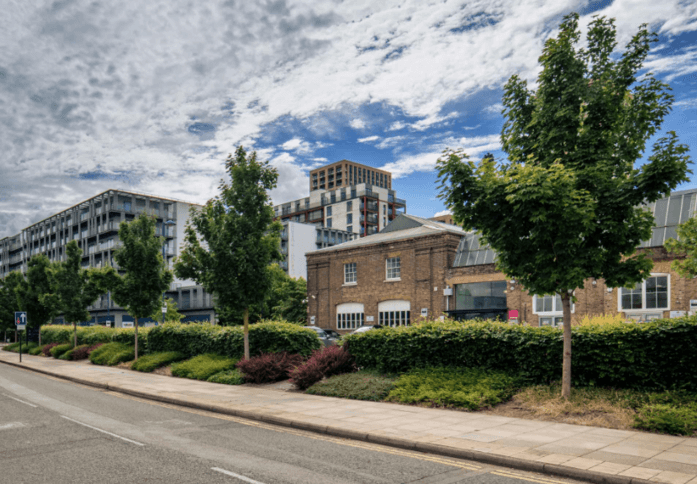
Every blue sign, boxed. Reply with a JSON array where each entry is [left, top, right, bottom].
[[15, 312, 27, 328]]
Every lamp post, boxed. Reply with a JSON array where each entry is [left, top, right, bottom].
[[162, 220, 176, 325]]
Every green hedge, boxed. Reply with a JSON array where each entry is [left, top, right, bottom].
[[147, 322, 321, 358], [89, 343, 135, 366], [50, 343, 73, 358], [41, 326, 150, 350], [131, 352, 186, 372], [343, 318, 697, 391], [171, 354, 239, 380]]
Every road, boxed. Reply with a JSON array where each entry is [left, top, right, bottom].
[[0, 363, 588, 484]]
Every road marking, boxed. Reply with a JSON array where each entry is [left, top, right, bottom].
[[212, 467, 266, 483], [491, 470, 569, 484], [3, 394, 38, 407], [61, 415, 144, 446], [0, 422, 25, 430]]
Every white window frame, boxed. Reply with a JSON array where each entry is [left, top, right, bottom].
[[344, 262, 357, 285], [336, 303, 364, 330], [533, 293, 574, 327], [618, 274, 670, 317], [378, 300, 411, 327], [386, 257, 401, 281]]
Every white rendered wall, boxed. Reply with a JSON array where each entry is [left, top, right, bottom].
[[287, 221, 316, 279]]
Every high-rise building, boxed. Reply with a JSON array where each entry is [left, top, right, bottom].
[[0, 189, 216, 327], [279, 221, 357, 278], [274, 160, 406, 237]]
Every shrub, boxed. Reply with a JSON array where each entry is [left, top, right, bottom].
[[40, 325, 150, 350], [89, 343, 135, 366], [343, 317, 697, 391], [207, 369, 245, 385], [50, 343, 74, 358], [70, 343, 103, 361], [60, 344, 92, 360], [29, 345, 46, 355], [386, 367, 519, 410], [42, 342, 61, 356], [131, 352, 186, 373], [290, 346, 356, 390], [634, 404, 697, 436], [2, 342, 37, 353], [236, 352, 304, 384], [171, 354, 238, 380], [147, 322, 321, 358], [307, 371, 397, 401]]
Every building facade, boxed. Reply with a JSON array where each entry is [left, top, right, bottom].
[[309, 160, 392, 192], [274, 160, 407, 237], [0, 189, 216, 327], [307, 190, 697, 332]]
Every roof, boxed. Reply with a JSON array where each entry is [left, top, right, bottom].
[[306, 213, 465, 255]]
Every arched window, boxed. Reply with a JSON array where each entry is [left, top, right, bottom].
[[336, 303, 364, 330], [378, 300, 411, 327]]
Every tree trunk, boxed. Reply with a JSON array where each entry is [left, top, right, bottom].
[[38, 328, 41, 346], [243, 307, 250, 360], [73, 321, 77, 348], [134, 317, 139, 361], [561, 291, 573, 399]]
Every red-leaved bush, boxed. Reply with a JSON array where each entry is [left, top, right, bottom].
[[290, 345, 357, 390], [41, 342, 60, 356], [71, 343, 104, 360], [236, 352, 304, 384]]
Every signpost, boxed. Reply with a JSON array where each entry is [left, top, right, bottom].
[[15, 312, 27, 363]]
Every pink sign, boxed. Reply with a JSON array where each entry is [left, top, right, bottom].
[[508, 310, 519, 319]]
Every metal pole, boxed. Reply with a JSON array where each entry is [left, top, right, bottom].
[[162, 226, 166, 325], [19, 330, 22, 363]]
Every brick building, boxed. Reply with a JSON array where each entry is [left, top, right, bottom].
[[307, 188, 697, 331]]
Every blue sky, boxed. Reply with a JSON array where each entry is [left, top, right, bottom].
[[1, 0, 696, 238]]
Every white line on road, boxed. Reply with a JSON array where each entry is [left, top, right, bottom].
[[61, 415, 144, 446], [3, 394, 38, 407], [211, 467, 266, 484]]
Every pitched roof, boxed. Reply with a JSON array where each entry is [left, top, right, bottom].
[[306, 213, 465, 255]]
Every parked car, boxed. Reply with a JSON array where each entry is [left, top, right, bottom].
[[305, 326, 341, 346], [350, 324, 384, 335]]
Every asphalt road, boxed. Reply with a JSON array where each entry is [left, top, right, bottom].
[[0, 364, 588, 484]]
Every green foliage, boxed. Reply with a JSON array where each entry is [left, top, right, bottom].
[[207, 369, 245, 385], [0, 273, 23, 337], [171, 354, 239, 380], [147, 321, 321, 358], [634, 404, 697, 436], [131, 351, 186, 372], [50, 343, 73, 358], [306, 370, 397, 401], [149, 297, 183, 324], [60, 344, 90, 361], [2, 342, 20, 352], [387, 367, 519, 410], [17, 255, 59, 331], [40, 325, 149, 349], [3, 341, 38, 353], [29, 344, 47, 355], [264, 264, 307, 324], [344, 318, 697, 391], [89, 343, 135, 366], [665, 217, 697, 278], [174, 146, 282, 325]]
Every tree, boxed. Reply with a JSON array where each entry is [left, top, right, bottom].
[[266, 265, 307, 323], [149, 297, 183, 323], [44, 241, 116, 348], [0, 273, 22, 342], [17, 255, 59, 345], [437, 13, 691, 399], [665, 218, 697, 278], [112, 214, 173, 360], [175, 146, 282, 359]]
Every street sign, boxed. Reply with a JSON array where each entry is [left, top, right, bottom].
[[161, 306, 167, 313], [15, 312, 27, 331]]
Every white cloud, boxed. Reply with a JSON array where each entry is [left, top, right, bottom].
[[376, 136, 406, 149], [484, 103, 504, 115], [281, 138, 304, 151], [644, 46, 697, 82], [349, 118, 366, 129], [675, 98, 697, 109], [358, 135, 380, 143], [388, 121, 406, 131], [434, 209, 452, 217]]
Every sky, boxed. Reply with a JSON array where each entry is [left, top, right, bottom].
[[1, 0, 696, 239]]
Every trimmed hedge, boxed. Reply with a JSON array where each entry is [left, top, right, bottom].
[[2, 341, 38, 353], [148, 322, 321, 358], [131, 352, 186, 372], [50, 343, 73, 358], [171, 354, 239, 380], [207, 369, 245, 385], [89, 343, 135, 366], [41, 326, 150, 350], [343, 318, 697, 391]]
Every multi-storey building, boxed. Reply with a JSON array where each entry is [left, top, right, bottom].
[[274, 160, 406, 237], [0, 189, 216, 327], [279, 221, 357, 279]]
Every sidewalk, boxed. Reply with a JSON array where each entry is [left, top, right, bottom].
[[1, 351, 695, 484]]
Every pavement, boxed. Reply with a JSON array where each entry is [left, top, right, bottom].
[[1, 350, 696, 484]]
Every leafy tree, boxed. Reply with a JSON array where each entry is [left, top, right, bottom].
[[112, 214, 173, 360], [437, 14, 691, 398], [16, 255, 60, 345], [175, 146, 282, 359], [43, 241, 116, 348], [0, 273, 22, 342], [149, 297, 183, 323], [267, 265, 307, 323], [665, 218, 697, 278]]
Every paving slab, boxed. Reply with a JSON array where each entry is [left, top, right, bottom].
[[1, 350, 696, 484]]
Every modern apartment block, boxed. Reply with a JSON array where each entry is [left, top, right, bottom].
[[0, 189, 216, 327], [279, 221, 358, 278], [274, 160, 406, 237], [309, 160, 392, 192]]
